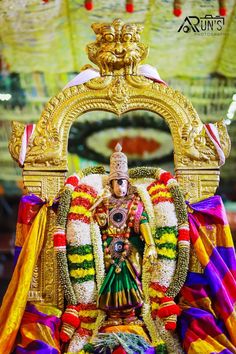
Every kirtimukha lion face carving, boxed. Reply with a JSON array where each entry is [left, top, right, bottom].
[[87, 18, 149, 75]]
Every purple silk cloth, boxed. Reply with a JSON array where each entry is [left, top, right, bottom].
[[14, 342, 59, 354], [179, 195, 236, 353], [13, 303, 61, 354]]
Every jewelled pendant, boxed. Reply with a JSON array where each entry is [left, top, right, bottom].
[[115, 266, 122, 273]]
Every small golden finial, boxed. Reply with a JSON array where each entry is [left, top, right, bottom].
[[87, 18, 149, 76]]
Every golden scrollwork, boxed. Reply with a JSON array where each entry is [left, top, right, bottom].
[[87, 18, 149, 76], [8, 121, 25, 165], [216, 120, 231, 159]]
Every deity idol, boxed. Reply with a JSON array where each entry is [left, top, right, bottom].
[[56, 144, 187, 353], [93, 143, 157, 320]]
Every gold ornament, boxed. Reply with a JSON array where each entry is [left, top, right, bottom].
[[87, 18, 149, 76]]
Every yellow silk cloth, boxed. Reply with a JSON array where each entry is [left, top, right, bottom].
[[0, 201, 51, 353], [102, 324, 150, 343]]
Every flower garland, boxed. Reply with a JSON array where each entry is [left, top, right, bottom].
[[147, 173, 179, 321], [90, 222, 105, 292], [147, 169, 190, 338], [141, 250, 165, 348], [66, 182, 97, 306], [130, 167, 189, 352], [54, 171, 106, 351], [54, 187, 77, 305]]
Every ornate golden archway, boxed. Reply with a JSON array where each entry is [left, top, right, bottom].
[[8, 18, 231, 309]]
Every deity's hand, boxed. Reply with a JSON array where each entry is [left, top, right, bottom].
[[89, 186, 111, 211], [144, 244, 158, 266]]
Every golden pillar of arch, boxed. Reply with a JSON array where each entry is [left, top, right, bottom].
[[8, 19, 231, 309]]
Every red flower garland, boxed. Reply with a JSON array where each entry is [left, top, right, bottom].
[[76, 303, 97, 311], [71, 197, 93, 209], [159, 171, 174, 185], [178, 228, 190, 242], [157, 297, 180, 318], [66, 175, 80, 189], [53, 232, 66, 248], [74, 184, 97, 198]]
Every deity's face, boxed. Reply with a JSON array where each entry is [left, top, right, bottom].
[[112, 179, 128, 198]]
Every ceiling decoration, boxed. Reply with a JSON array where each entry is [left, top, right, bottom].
[[0, 0, 236, 77]]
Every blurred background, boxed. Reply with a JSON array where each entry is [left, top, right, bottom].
[[0, 0, 236, 302]]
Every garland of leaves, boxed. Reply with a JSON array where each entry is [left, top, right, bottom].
[[166, 182, 189, 298], [54, 188, 77, 305]]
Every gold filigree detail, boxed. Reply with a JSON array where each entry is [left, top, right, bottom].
[[108, 77, 129, 112], [189, 245, 203, 273], [87, 18, 148, 76], [8, 121, 25, 165], [30, 265, 39, 289], [216, 120, 231, 158]]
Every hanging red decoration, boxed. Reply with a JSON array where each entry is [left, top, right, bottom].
[[173, 0, 182, 17], [126, 0, 134, 13], [219, 0, 227, 16], [84, 0, 93, 10]]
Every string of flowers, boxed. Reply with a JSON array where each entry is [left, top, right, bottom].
[[90, 222, 105, 292], [141, 249, 165, 348], [164, 177, 189, 298], [131, 169, 184, 351], [147, 171, 179, 332], [152, 169, 190, 329], [54, 187, 77, 305]]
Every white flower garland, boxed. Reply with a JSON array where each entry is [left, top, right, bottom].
[[66, 220, 91, 246], [68, 333, 89, 353], [90, 222, 105, 291], [154, 202, 178, 228]]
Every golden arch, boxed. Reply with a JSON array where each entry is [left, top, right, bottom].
[[8, 59, 230, 310]]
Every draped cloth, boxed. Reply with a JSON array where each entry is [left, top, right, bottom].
[[13, 303, 61, 354], [0, 195, 55, 353], [179, 196, 236, 354]]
